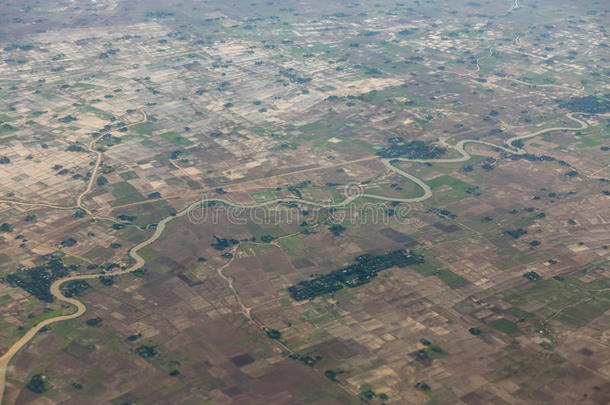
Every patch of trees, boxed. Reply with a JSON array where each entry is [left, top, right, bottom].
[[132, 268, 147, 277], [61, 280, 90, 297], [428, 208, 457, 219], [58, 115, 77, 123], [511, 139, 524, 148], [4, 259, 76, 302], [1, 123, 16, 133], [146, 11, 175, 18], [170, 150, 183, 160], [4, 44, 35, 51], [288, 250, 424, 301], [85, 317, 102, 327], [0, 156, 10, 164], [73, 209, 86, 218], [508, 153, 556, 162], [96, 176, 108, 186], [66, 144, 85, 152], [100, 133, 122, 147], [60, 237, 77, 247], [26, 373, 49, 394], [211, 236, 238, 251], [398, 28, 418, 35], [98, 48, 119, 59], [559, 95, 610, 114], [266, 329, 281, 339], [286, 181, 311, 199], [415, 382, 430, 391], [329, 224, 346, 236], [324, 369, 342, 381], [523, 271, 541, 281], [288, 353, 322, 366], [0, 223, 13, 232], [378, 139, 446, 159], [136, 345, 158, 358], [278, 69, 312, 84], [99, 276, 115, 286], [505, 228, 527, 239]]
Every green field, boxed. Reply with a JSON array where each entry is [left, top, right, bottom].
[[108, 182, 146, 206], [426, 175, 473, 198], [160, 131, 194, 146], [489, 318, 519, 334]]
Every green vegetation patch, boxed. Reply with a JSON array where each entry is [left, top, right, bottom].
[[160, 131, 193, 146], [108, 182, 146, 206], [26, 373, 50, 393], [131, 122, 156, 136], [111, 200, 176, 227], [288, 250, 424, 301], [431, 269, 470, 289], [119, 171, 139, 180], [559, 95, 610, 114], [0, 123, 18, 135], [249, 190, 276, 202], [278, 235, 309, 257], [244, 222, 286, 240], [426, 175, 473, 197], [504, 306, 534, 321], [378, 139, 446, 159], [556, 298, 609, 328], [489, 318, 519, 334], [81, 105, 114, 121], [5, 259, 76, 302], [61, 280, 91, 297], [408, 261, 469, 289]]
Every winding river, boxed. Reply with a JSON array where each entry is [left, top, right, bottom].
[[0, 112, 594, 402]]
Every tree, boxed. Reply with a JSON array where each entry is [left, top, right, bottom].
[[26, 373, 49, 393], [0, 156, 10, 164], [324, 370, 337, 381], [329, 224, 346, 236], [523, 271, 541, 281], [261, 235, 276, 243], [60, 237, 77, 247], [0, 223, 13, 232], [136, 345, 157, 358], [266, 329, 281, 339], [85, 317, 102, 327]]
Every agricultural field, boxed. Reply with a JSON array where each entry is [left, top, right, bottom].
[[0, 0, 608, 404]]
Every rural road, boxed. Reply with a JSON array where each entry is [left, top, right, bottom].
[[0, 112, 595, 402]]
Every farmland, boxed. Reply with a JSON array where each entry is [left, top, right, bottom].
[[0, 0, 609, 404]]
